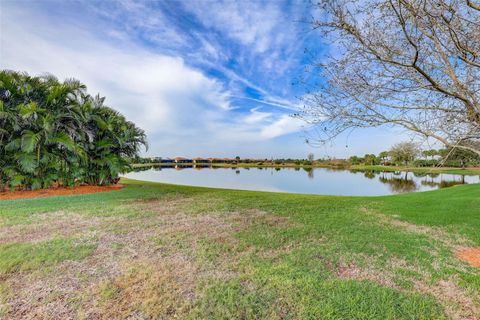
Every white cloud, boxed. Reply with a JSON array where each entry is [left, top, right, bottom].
[[186, 1, 281, 53], [82, 0, 306, 115], [88, 0, 188, 49], [261, 115, 305, 139], [184, 0, 304, 77], [0, 4, 304, 157], [244, 108, 272, 124]]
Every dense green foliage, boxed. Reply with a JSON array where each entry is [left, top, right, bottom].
[[348, 143, 480, 168], [0, 70, 147, 190]]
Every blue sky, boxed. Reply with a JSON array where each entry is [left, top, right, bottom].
[[1, 0, 405, 158]]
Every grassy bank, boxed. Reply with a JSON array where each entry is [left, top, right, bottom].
[[133, 162, 480, 175], [1, 180, 479, 319]]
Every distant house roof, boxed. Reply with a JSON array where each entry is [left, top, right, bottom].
[[174, 157, 187, 160], [192, 157, 206, 160]]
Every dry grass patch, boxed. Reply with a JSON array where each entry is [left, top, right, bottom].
[[336, 259, 479, 320], [88, 257, 197, 319], [414, 277, 479, 320], [1, 192, 293, 319], [336, 261, 400, 290], [0, 211, 104, 244]]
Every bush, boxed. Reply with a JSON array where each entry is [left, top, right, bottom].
[[413, 160, 439, 167]]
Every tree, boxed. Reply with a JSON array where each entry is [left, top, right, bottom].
[[299, 0, 480, 156], [421, 149, 438, 160], [389, 142, 419, 165], [439, 146, 480, 167], [379, 151, 389, 164], [307, 153, 315, 162], [349, 155, 363, 165], [364, 154, 379, 165], [0, 70, 147, 190]]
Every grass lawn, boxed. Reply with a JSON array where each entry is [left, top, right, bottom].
[[0, 179, 479, 319]]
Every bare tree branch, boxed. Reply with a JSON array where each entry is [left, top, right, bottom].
[[300, 0, 480, 155]]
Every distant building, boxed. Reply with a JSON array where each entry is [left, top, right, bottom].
[[192, 157, 209, 164], [160, 158, 174, 163], [173, 157, 192, 163], [159, 157, 241, 164]]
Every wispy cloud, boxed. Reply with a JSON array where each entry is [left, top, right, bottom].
[[84, 0, 310, 103], [1, 1, 311, 157], [185, 0, 282, 53], [261, 115, 305, 139], [3, 0, 401, 159]]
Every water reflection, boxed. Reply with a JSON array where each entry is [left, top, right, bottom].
[[364, 171, 377, 179], [303, 167, 314, 179], [377, 171, 471, 193], [378, 172, 417, 193], [125, 165, 480, 196]]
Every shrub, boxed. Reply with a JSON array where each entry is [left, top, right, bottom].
[[0, 70, 147, 190]]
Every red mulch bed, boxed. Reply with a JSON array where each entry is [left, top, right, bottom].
[[0, 184, 123, 200], [456, 247, 480, 268]]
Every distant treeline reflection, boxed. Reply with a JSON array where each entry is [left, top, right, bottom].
[[352, 170, 468, 193]]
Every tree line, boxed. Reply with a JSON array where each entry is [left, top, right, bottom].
[[348, 142, 480, 168], [136, 143, 480, 169], [0, 70, 147, 190]]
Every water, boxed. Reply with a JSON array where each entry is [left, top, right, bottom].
[[123, 166, 480, 196]]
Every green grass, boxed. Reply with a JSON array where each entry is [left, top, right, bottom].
[[0, 238, 95, 274], [0, 179, 479, 319]]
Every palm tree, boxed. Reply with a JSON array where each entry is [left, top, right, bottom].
[[0, 70, 147, 190]]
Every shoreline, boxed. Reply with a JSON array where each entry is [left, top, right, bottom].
[[132, 162, 480, 175]]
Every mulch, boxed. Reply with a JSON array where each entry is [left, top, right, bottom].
[[0, 184, 123, 200], [456, 247, 480, 268]]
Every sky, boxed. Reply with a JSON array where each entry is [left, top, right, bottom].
[[0, 0, 406, 159]]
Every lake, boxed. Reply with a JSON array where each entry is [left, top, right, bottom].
[[123, 166, 480, 196]]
